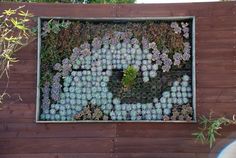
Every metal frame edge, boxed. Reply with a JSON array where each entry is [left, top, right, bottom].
[[36, 16, 197, 123]]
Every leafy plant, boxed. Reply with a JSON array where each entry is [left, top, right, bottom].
[[122, 66, 138, 89], [193, 112, 236, 148], [0, 6, 33, 104]]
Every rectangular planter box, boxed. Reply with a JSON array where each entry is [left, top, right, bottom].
[[36, 16, 196, 123]]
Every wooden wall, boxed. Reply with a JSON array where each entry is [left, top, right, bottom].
[[0, 1, 236, 158]]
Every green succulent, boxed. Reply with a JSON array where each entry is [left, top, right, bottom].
[[122, 66, 138, 89]]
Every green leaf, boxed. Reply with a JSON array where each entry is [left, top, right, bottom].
[[193, 132, 205, 144], [10, 18, 28, 31], [3, 9, 16, 16], [18, 10, 33, 17]]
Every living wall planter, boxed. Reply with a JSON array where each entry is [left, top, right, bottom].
[[36, 16, 196, 123]]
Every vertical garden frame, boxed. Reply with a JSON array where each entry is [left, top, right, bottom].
[[36, 16, 196, 123]]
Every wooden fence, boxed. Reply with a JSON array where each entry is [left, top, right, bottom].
[[0, 1, 236, 158]]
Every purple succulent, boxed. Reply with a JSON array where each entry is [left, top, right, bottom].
[[53, 72, 61, 81], [141, 37, 149, 49], [110, 37, 119, 45], [51, 73, 62, 101], [123, 38, 131, 44], [183, 33, 189, 39], [61, 58, 72, 77], [92, 37, 102, 50], [131, 38, 139, 45], [171, 22, 178, 28], [41, 82, 50, 111], [119, 32, 126, 40], [183, 48, 190, 54], [182, 27, 189, 34], [121, 32, 132, 41], [174, 59, 181, 66], [149, 42, 157, 50], [175, 27, 182, 34], [173, 52, 182, 61], [183, 42, 191, 49], [53, 63, 62, 71], [70, 52, 78, 65], [182, 53, 191, 61], [114, 31, 123, 40], [163, 58, 172, 66], [162, 65, 171, 72], [62, 58, 70, 65], [62, 68, 71, 77], [173, 52, 182, 66], [160, 53, 168, 61], [181, 22, 189, 28], [153, 49, 161, 55], [171, 22, 182, 34], [80, 42, 90, 50], [156, 59, 163, 66], [152, 53, 159, 61], [152, 50, 161, 61], [72, 47, 80, 54], [80, 48, 91, 57], [103, 33, 111, 42]]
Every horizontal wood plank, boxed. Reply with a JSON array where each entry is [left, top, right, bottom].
[[0, 123, 116, 138], [0, 153, 113, 158], [114, 137, 235, 153], [114, 153, 217, 158], [0, 138, 114, 154]]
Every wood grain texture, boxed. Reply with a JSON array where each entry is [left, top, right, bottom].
[[0, 2, 236, 158]]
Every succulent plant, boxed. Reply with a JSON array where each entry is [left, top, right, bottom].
[[40, 20, 193, 122], [163, 115, 170, 121], [41, 82, 51, 112], [149, 70, 157, 78], [113, 98, 121, 105], [122, 66, 138, 89], [170, 22, 182, 34], [160, 97, 166, 104], [143, 76, 149, 83]]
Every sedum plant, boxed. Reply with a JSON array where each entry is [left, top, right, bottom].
[[41, 19, 71, 37], [193, 112, 236, 148], [122, 65, 138, 89], [0, 6, 33, 104]]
